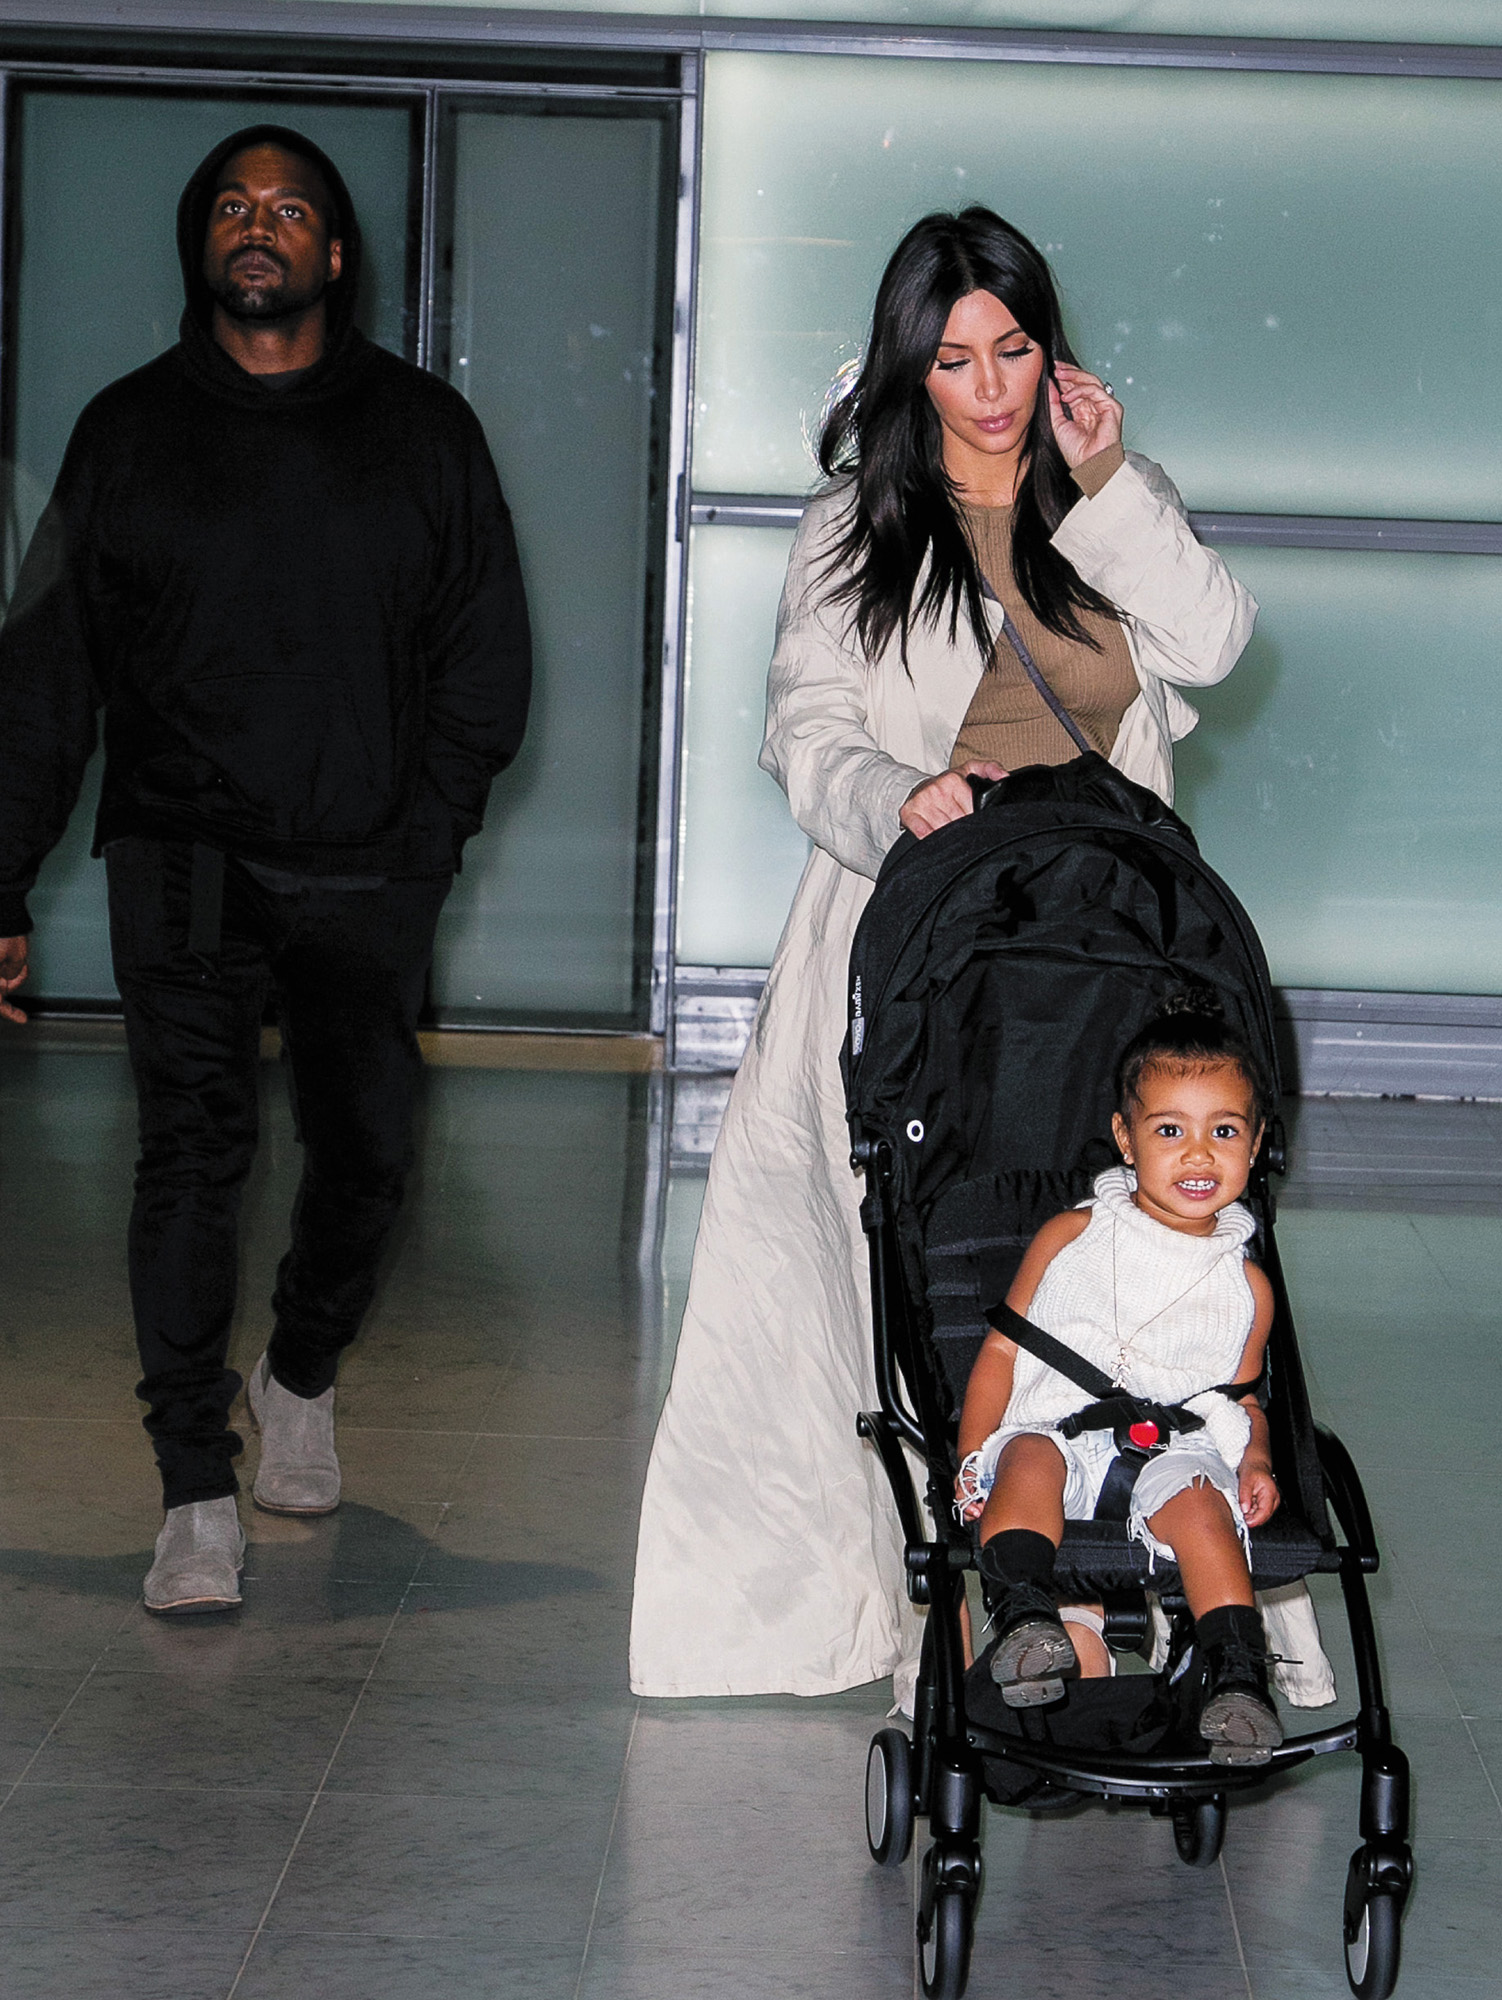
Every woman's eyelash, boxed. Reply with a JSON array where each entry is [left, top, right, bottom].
[[933, 345, 1035, 372]]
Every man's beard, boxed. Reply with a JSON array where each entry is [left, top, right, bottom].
[[210, 253, 325, 324]]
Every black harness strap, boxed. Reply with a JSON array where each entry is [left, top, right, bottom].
[[988, 1303, 1115, 1399]]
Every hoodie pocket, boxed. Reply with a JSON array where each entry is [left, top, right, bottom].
[[136, 672, 397, 843]]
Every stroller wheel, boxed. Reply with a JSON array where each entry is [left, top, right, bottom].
[[917, 1842, 978, 2000], [865, 1727, 914, 1866], [1344, 1846, 1404, 1999], [1171, 1793, 1226, 1868], [918, 1885, 973, 2000]]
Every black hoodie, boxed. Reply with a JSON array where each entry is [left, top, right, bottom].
[[0, 125, 531, 934]]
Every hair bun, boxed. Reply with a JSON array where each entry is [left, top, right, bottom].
[[1156, 984, 1225, 1022]]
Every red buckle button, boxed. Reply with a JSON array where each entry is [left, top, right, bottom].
[[1128, 1420, 1160, 1450]]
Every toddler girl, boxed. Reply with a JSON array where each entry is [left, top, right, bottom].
[[955, 991, 1283, 1764]]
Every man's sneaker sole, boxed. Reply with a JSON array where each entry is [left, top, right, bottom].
[[990, 1617, 1077, 1709], [249, 1491, 339, 1517], [144, 1589, 242, 1615]]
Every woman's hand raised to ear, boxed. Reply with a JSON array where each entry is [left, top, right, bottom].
[[1048, 363, 1123, 471], [900, 760, 1007, 839]]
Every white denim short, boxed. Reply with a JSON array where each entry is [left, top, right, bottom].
[[963, 1424, 1249, 1570]]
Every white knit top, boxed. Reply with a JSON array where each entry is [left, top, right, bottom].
[[1002, 1167, 1258, 1470]]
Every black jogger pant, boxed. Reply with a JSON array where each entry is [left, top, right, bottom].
[[106, 837, 451, 1509]]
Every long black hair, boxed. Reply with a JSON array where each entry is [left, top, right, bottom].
[[818, 206, 1119, 665]]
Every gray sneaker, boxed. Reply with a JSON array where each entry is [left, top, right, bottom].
[[248, 1352, 341, 1516], [144, 1497, 245, 1614]]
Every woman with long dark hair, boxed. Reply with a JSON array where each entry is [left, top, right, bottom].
[[631, 207, 1257, 1698]]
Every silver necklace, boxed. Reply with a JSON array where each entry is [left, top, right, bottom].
[[1108, 1208, 1220, 1387]]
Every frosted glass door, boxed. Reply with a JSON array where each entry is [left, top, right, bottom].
[[431, 106, 672, 1025]]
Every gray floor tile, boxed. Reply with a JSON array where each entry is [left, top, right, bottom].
[[959, 1932, 1247, 2000], [588, 1700, 907, 1955], [1227, 1783, 1502, 1996], [265, 1790, 615, 1941], [100, 1581, 405, 1682], [415, 1435, 649, 1578], [308, 1425, 481, 1503], [0, 1924, 256, 1999], [0, 1418, 161, 1551], [241, 1499, 450, 1586], [333, 1364, 517, 1434], [233, 1932, 585, 2000], [25, 1667, 360, 1793], [1455, 1718, 1502, 1810], [0, 1784, 310, 1928], [1302, 1566, 1462, 1724], [578, 1941, 917, 2000], [370, 1581, 632, 1696], [1418, 1633, 1502, 1722], [322, 1685, 636, 1800], [0, 1667, 97, 1783], [0, 1568, 138, 1673], [1254, 1709, 1498, 1846], [476, 1360, 665, 1441], [971, 1802, 1243, 1968]]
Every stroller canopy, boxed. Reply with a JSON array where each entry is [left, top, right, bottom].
[[844, 755, 1279, 1223]]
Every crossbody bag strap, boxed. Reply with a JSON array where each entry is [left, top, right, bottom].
[[979, 576, 1094, 759]]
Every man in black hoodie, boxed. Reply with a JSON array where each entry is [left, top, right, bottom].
[[0, 129, 531, 1610]]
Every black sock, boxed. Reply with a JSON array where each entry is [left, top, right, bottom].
[[978, 1528, 1057, 1592], [1196, 1603, 1264, 1654]]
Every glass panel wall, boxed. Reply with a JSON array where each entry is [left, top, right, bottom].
[[433, 105, 673, 1024], [695, 54, 1502, 517], [677, 525, 805, 967], [1178, 544, 1502, 995], [10, 87, 418, 1002], [679, 524, 1502, 996]]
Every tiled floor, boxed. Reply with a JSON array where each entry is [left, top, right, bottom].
[[0, 1040, 1497, 1998]]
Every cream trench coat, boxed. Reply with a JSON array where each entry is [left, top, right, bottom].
[[629, 455, 1258, 1698]]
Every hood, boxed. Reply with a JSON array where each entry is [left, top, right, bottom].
[[176, 124, 363, 359]]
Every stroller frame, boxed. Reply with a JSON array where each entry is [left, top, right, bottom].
[[843, 763, 1413, 2000]]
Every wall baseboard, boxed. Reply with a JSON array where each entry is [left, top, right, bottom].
[[673, 968, 1502, 1102]]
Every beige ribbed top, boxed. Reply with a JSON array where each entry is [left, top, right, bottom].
[[948, 445, 1138, 772]]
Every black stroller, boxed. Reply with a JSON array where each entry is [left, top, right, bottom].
[[842, 757, 1412, 2000]]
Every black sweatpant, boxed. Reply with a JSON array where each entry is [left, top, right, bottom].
[[106, 837, 451, 1509]]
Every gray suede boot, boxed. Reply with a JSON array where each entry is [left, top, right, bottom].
[[143, 1497, 245, 1614], [248, 1352, 341, 1516]]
